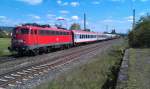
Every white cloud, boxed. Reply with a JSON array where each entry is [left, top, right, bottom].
[[63, 2, 69, 6], [0, 16, 7, 19], [56, 16, 65, 20], [71, 16, 79, 20], [103, 19, 114, 23], [57, 0, 62, 4], [0, 16, 8, 23], [0, 16, 17, 26], [101, 18, 126, 24], [140, 0, 149, 2], [57, 0, 69, 6], [139, 12, 146, 16], [92, 1, 100, 4], [28, 14, 41, 19], [111, 0, 125, 2], [70, 2, 79, 7], [125, 16, 133, 22], [132, 0, 149, 2], [47, 14, 56, 18], [57, 1, 79, 7], [0, 16, 10, 23], [60, 10, 69, 14], [17, 0, 43, 5]]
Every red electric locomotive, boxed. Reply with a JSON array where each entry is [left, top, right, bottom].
[[9, 24, 73, 55]]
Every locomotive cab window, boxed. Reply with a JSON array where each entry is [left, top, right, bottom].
[[16, 28, 29, 34]]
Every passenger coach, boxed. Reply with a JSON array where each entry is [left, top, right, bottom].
[[72, 30, 97, 44]]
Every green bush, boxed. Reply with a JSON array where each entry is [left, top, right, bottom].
[[0, 30, 11, 38], [128, 15, 150, 48]]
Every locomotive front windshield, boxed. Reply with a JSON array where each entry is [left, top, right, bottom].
[[13, 28, 29, 35]]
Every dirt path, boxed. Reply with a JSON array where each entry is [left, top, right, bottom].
[[117, 49, 150, 89]]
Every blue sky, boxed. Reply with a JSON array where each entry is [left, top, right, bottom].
[[0, 0, 150, 33]]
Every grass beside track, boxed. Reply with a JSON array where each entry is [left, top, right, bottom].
[[35, 39, 128, 89], [127, 49, 150, 89], [0, 38, 11, 56]]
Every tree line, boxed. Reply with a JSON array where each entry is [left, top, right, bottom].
[[0, 26, 13, 38], [128, 14, 150, 48]]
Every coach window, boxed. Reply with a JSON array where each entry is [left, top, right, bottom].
[[67, 32, 69, 35], [42, 30, 45, 35], [60, 32, 63, 35], [58, 32, 60, 35], [63, 32, 65, 35], [66, 32, 68, 35], [60, 32, 62, 35], [65, 32, 67, 35], [50, 31, 53, 35], [43, 30, 46, 35], [31, 30, 34, 34], [57, 31, 59, 35], [34, 30, 37, 35], [55, 31, 58, 35], [53, 31, 56, 35], [59, 32, 61, 35], [64, 32, 66, 35], [80, 35, 82, 38], [39, 30, 42, 35], [45, 30, 48, 35], [48, 30, 51, 35], [51, 31, 54, 35], [63, 32, 66, 35]]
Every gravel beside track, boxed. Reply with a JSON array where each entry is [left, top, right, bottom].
[[0, 39, 123, 89]]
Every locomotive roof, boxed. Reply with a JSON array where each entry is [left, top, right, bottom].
[[17, 25, 71, 32]]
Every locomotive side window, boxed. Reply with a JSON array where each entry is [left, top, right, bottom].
[[22, 29, 29, 34], [39, 30, 70, 36], [31, 30, 34, 34]]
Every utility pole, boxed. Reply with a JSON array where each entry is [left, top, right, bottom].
[[132, 9, 135, 30], [84, 13, 86, 30], [106, 25, 108, 33]]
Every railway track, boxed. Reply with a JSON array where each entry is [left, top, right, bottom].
[[0, 57, 16, 63], [0, 39, 119, 89]]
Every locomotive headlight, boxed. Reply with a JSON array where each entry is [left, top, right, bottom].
[[17, 40, 24, 43]]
